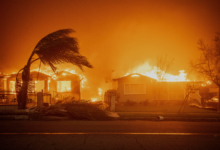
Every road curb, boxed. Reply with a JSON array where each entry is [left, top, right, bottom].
[[0, 115, 29, 120], [0, 115, 71, 121], [1, 115, 220, 122], [119, 116, 220, 122]]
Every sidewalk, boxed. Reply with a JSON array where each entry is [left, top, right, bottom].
[[114, 104, 220, 121], [117, 111, 220, 121], [0, 104, 220, 121]]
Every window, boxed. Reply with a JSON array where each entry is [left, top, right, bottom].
[[35, 81, 45, 92], [0, 80, 4, 91], [9, 81, 16, 92], [124, 84, 146, 94], [57, 81, 71, 92]]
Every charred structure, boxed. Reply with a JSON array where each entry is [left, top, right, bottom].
[[0, 71, 80, 105]]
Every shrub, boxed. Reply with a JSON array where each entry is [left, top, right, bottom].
[[64, 100, 112, 120], [140, 99, 149, 106], [28, 97, 113, 120], [124, 99, 137, 106]]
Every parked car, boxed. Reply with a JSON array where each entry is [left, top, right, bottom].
[[204, 96, 219, 109]]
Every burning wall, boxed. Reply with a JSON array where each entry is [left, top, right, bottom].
[[0, 70, 81, 103], [111, 72, 201, 103]]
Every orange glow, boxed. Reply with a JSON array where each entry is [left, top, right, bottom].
[[201, 80, 212, 87], [98, 88, 102, 96], [57, 81, 71, 92], [9, 81, 15, 92], [90, 88, 103, 102], [79, 74, 87, 88], [35, 81, 45, 92], [91, 98, 97, 102], [124, 62, 189, 82], [30, 67, 87, 88], [48, 78, 50, 91], [207, 81, 212, 85], [131, 74, 140, 77]]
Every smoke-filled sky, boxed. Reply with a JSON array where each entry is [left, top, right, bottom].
[[0, 0, 220, 88]]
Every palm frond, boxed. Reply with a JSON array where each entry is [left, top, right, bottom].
[[33, 29, 92, 72], [34, 29, 74, 50]]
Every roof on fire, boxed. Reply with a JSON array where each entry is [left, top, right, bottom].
[[113, 73, 157, 81], [8, 71, 51, 80]]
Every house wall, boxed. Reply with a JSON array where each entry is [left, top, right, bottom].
[[0, 79, 4, 91], [116, 75, 155, 103], [157, 82, 186, 101], [50, 75, 81, 101], [200, 84, 219, 100], [115, 75, 192, 103]]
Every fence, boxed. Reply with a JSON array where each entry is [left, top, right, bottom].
[[0, 91, 51, 105], [104, 90, 119, 111]]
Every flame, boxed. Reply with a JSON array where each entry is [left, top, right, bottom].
[[98, 88, 102, 96], [9, 81, 15, 92], [91, 98, 97, 102], [79, 75, 87, 88], [29, 66, 87, 88], [201, 80, 212, 87], [57, 81, 71, 92], [48, 78, 50, 91], [131, 74, 140, 77], [124, 62, 189, 82], [207, 81, 211, 85], [90, 88, 103, 102]]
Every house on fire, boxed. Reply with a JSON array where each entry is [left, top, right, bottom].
[[0, 71, 80, 104], [110, 73, 201, 104]]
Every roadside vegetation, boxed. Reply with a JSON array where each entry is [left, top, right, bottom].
[[0, 97, 113, 120], [28, 98, 112, 120], [190, 33, 220, 113]]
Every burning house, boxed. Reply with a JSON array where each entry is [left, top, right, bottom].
[[200, 82, 219, 100], [0, 71, 81, 105], [112, 73, 156, 102], [108, 72, 202, 105]]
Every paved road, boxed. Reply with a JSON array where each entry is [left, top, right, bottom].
[[0, 121, 220, 150]]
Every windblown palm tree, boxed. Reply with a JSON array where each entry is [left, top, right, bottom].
[[17, 29, 92, 109]]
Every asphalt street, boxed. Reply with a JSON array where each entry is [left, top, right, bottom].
[[0, 121, 220, 150]]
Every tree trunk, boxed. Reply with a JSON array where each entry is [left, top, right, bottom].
[[17, 92, 22, 109], [18, 65, 30, 109], [218, 86, 220, 113]]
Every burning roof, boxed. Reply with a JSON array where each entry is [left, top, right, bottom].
[[113, 73, 157, 81], [8, 71, 51, 80]]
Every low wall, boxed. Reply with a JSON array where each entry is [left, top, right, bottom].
[[0, 105, 18, 110]]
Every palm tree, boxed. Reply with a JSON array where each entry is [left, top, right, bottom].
[[17, 29, 92, 109]]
